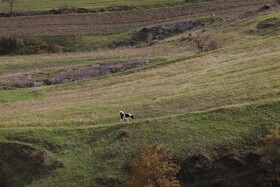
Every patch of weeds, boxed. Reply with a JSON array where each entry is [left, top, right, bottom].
[[0, 36, 22, 55], [191, 33, 224, 52]]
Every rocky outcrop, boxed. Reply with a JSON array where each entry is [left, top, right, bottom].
[[133, 20, 204, 43]]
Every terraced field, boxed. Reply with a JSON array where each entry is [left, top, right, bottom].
[[0, 0, 274, 36], [0, 0, 279, 187]]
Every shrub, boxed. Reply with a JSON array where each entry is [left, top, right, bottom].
[[50, 4, 78, 14], [127, 144, 181, 187], [206, 36, 224, 51], [43, 79, 52, 85], [191, 34, 208, 52], [36, 42, 49, 54], [191, 33, 224, 52], [49, 44, 64, 53], [256, 127, 280, 184], [0, 36, 22, 54]]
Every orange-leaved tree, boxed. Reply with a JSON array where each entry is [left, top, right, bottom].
[[127, 144, 181, 187]]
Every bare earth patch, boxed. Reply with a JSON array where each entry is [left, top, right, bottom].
[[3, 59, 150, 88]]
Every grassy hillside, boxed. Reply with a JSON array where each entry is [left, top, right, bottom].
[[1, 11, 280, 127], [0, 100, 278, 186], [0, 1, 279, 187]]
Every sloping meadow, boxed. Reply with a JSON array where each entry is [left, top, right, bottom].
[[0, 6, 279, 187]]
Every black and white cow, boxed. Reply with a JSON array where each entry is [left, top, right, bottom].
[[120, 111, 134, 123]]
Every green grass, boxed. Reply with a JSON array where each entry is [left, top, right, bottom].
[[0, 11, 279, 128], [1, 32, 279, 127], [0, 0, 187, 12], [0, 100, 278, 186], [0, 7, 279, 187], [0, 89, 39, 105]]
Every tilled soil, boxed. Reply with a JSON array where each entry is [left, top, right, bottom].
[[0, 0, 274, 36]]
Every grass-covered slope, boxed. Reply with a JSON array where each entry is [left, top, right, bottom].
[[0, 5, 279, 187], [1, 11, 280, 127], [0, 100, 278, 187]]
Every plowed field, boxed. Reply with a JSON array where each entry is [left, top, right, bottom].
[[0, 0, 274, 36]]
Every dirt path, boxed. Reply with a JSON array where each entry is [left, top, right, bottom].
[[0, 98, 277, 131]]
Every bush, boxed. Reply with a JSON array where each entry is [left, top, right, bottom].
[[191, 34, 208, 52], [206, 36, 224, 51], [0, 36, 22, 54], [49, 44, 64, 53], [191, 33, 224, 52], [127, 144, 181, 187], [50, 4, 78, 14]]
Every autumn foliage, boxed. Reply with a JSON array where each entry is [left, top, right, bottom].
[[127, 144, 181, 187]]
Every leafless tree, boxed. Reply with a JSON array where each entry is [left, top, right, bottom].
[[2, 0, 18, 15]]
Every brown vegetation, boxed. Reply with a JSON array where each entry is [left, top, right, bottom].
[[206, 35, 224, 51], [191, 33, 224, 52], [127, 144, 180, 187], [191, 34, 209, 52], [53, 4, 78, 14]]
